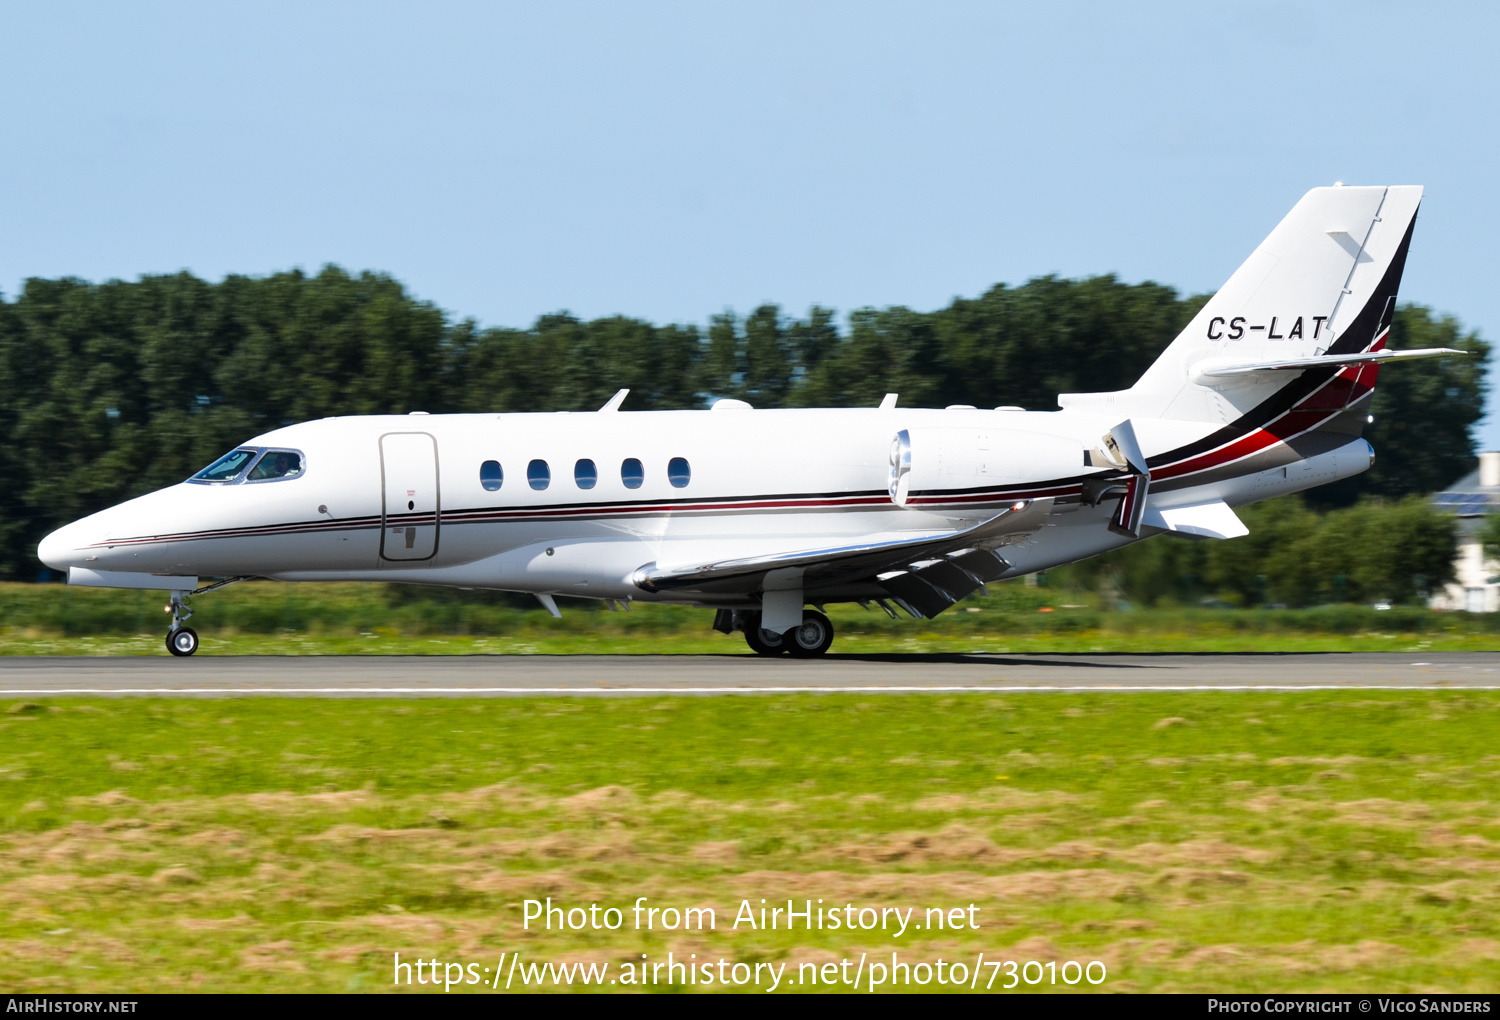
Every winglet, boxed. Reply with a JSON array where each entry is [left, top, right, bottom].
[[598, 389, 629, 412], [878, 393, 898, 410]]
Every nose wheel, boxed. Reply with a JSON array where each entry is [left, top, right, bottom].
[[165, 590, 199, 657], [167, 626, 199, 656]]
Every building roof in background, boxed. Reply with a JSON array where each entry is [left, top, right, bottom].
[[1433, 459, 1500, 517]]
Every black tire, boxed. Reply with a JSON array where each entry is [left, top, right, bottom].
[[744, 618, 787, 656], [167, 627, 199, 657], [785, 610, 834, 658]]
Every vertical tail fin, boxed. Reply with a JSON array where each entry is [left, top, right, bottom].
[[1059, 185, 1422, 424]]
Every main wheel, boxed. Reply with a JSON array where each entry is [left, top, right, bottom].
[[744, 619, 787, 656], [785, 610, 834, 658], [167, 627, 199, 657]]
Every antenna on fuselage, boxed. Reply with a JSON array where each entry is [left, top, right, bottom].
[[878, 393, 898, 409], [598, 389, 629, 412]]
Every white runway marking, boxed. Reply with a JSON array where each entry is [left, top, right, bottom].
[[6, 686, 1500, 695]]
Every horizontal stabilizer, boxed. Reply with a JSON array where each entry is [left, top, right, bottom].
[[1142, 500, 1248, 540], [1194, 347, 1465, 379]]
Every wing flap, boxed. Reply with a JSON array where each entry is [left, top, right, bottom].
[[873, 549, 1009, 618], [906, 557, 984, 602], [876, 571, 961, 618], [947, 547, 1010, 582]]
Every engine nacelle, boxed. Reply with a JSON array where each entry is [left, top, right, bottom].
[[889, 427, 1083, 507]]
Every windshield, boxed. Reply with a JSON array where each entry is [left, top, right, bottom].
[[191, 448, 259, 482], [248, 450, 303, 481]]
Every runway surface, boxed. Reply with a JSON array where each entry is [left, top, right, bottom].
[[1, 652, 1499, 696]]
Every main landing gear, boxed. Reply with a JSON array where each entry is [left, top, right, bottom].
[[737, 609, 835, 658], [165, 590, 198, 657]]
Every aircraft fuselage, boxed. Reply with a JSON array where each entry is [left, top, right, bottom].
[[39, 404, 1370, 607]]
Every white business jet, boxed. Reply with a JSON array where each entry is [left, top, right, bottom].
[[39, 185, 1460, 657]]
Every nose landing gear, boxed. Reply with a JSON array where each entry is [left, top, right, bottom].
[[159, 576, 251, 657], [165, 590, 199, 657]]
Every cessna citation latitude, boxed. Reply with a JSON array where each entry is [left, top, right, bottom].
[[39, 185, 1462, 657]]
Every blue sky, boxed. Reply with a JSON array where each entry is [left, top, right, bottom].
[[3, 2, 1498, 443]]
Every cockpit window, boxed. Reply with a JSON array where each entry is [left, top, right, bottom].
[[190, 447, 306, 484], [248, 450, 303, 481], [191, 449, 259, 483]]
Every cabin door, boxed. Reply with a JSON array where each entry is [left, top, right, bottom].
[[380, 432, 440, 561]]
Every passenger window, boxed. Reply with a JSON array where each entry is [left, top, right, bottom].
[[668, 457, 691, 488], [248, 450, 303, 481], [191, 448, 258, 483], [575, 458, 597, 489], [621, 458, 644, 489], [528, 459, 550, 490], [480, 460, 503, 491]]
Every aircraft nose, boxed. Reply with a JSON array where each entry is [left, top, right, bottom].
[[37, 522, 88, 572]]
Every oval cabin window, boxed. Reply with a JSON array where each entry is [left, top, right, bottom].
[[527, 459, 550, 490], [667, 457, 691, 488], [480, 460, 503, 491], [575, 458, 597, 489], [621, 458, 644, 490]]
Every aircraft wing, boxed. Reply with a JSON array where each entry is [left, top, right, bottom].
[[1194, 347, 1464, 378], [632, 498, 1054, 616]]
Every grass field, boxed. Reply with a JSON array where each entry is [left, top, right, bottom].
[[2, 692, 1498, 993], [3, 581, 1499, 655]]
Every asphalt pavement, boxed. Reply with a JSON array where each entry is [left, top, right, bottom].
[[0, 652, 1497, 696]]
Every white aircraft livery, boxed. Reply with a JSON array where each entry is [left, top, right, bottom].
[[38, 185, 1461, 657]]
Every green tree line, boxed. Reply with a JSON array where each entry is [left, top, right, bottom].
[[1050, 495, 1459, 608], [0, 266, 1487, 583]]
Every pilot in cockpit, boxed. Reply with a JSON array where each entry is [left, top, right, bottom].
[[248, 451, 302, 481]]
